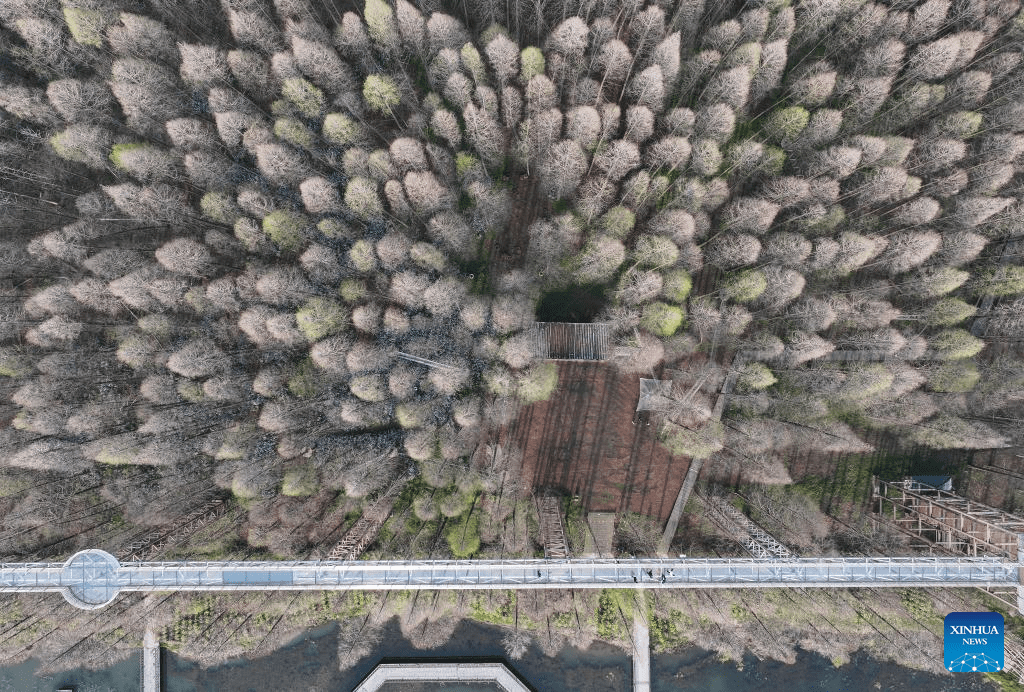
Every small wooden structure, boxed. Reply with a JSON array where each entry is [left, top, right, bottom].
[[326, 479, 406, 560], [117, 496, 231, 562], [533, 322, 611, 360]]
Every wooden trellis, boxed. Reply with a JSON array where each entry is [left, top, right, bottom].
[[872, 477, 1024, 558]]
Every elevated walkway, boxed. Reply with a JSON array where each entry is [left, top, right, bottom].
[[12, 549, 1021, 610]]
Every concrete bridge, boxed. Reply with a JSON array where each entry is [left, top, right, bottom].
[[3, 549, 1020, 611]]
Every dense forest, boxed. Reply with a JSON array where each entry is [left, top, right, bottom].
[[1, 0, 1024, 677]]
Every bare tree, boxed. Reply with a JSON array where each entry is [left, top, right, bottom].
[[404, 170, 453, 216], [705, 233, 761, 269], [592, 140, 640, 182], [539, 140, 587, 199]]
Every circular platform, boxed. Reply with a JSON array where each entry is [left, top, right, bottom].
[[60, 549, 121, 610]]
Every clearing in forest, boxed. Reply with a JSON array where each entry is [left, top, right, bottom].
[[501, 361, 691, 521]]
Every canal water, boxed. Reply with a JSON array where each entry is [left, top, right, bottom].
[[2, 618, 999, 691]]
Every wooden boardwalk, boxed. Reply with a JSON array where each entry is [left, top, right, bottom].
[[584, 512, 616, 558], [536, 494, 570, 559], [633, 611, 651, 692], [142, 628, 159, 692]]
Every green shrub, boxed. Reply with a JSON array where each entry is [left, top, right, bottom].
[[322, 113, 365, 147], [927, 361, 980, 392], [90, 437, 141, 465], [571, 236, 625, 284], [396, 402, 431, 428], [282, 466, 318, 497], [456, 152, 480, 178], [763, 106, 809, 143], [649, 609, 689, 652], [200, 192, 239, 225], [409, 242, 447, 272], [933, 111, 982, 139], [365, 0, 398, 46], [274, 117, 315, 148], [517, 362, 558, 403], [661, 269, 692, 302], [348, 239, 378, 272], [632, 235, 679, 268], [262, 210, 308, 252], [214, 425, 257, 461], [296, 298, 347, 341], [0, 349, 32, 378], [363, 74, 401, 114], [344, 177, 383, 220], [338, 278, 368, 303], [177, 380, 205, 402], [721, 269, 767, 302], [288, 359, 322, 398], [49, 125, 111, 168], [640, 302, 684, 337], [928, 329, 984, 361], [736, 362, 776, 392], [921, 297, 975, 326], [282, 78, 326, 118], [596, 590, 626, 640], [350, 374, 388, 402], [63, 7, 109, 46], [520, 47, 545, 81], [469, 591, 517, 625], [460, 43, 486, 83], [660, 421, 724, 458], [109, 142, 148, 170], [317, 218, 354, 240], [974, 266, 1024, 297], [599, 206, 636, 239]]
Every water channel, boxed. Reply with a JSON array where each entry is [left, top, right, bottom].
[[0, 618, 1002, 691]]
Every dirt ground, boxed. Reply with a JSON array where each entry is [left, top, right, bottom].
[[498, 361, 692, 521]]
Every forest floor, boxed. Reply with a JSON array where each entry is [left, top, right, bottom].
[[482, 171, 542, 288], [499, 361, 692, 521]]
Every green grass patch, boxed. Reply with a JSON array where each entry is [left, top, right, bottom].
[[446, 512, 481, 558], [469, 590, 518, 626]]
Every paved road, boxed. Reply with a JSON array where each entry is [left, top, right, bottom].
[[3, 550, 1018, 609]]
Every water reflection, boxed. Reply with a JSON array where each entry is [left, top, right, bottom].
[[0, 618, 1000, 692]]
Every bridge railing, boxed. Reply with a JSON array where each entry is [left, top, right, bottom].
[[1, 553, 1018, 608]]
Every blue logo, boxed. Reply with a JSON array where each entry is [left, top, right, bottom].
[[944, 612, 1004, 672]]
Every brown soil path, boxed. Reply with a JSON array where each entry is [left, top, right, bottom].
[[499, 362, 691, 521], [482, 172, 543, 286]]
